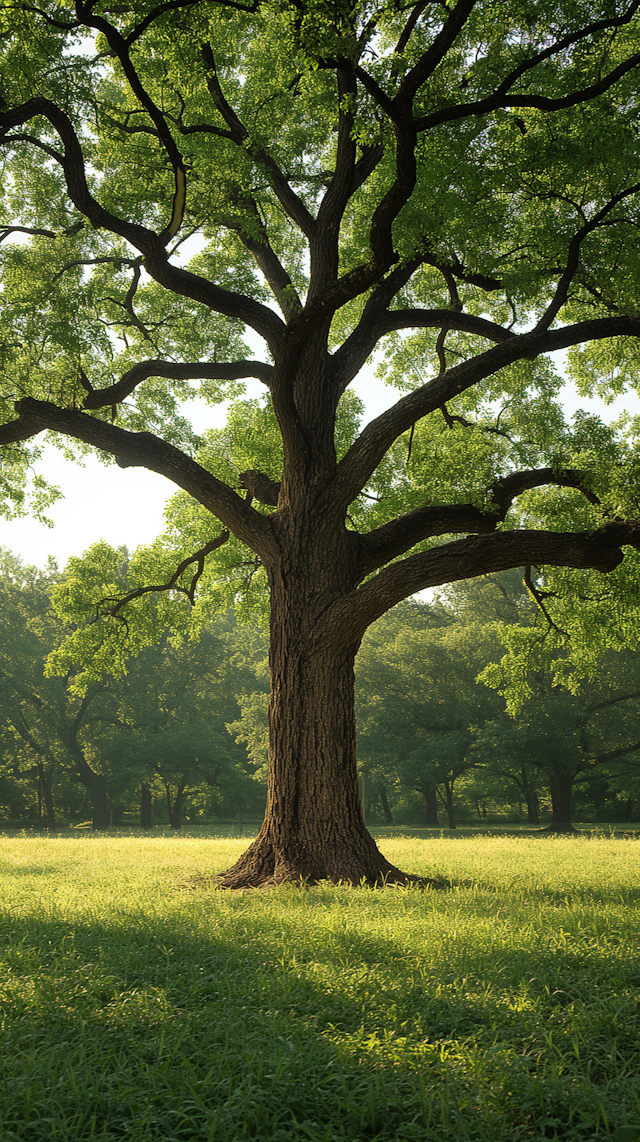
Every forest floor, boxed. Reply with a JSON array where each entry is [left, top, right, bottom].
[[0, 833, 639, 1141]]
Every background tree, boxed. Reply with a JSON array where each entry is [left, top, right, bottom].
[[0, 546, 260, 828], [0, 550, 60, 827], [106, 618, 262, 827], [0, 548, 128, 828], [4, 1, 640, 882], [356, 600, 502, 827], [481, 651, 640, 831]]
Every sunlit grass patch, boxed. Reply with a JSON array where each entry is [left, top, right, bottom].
[[1, 833, 639, 1140]]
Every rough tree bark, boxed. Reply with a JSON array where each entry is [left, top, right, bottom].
[[220, 520, 410, 886]]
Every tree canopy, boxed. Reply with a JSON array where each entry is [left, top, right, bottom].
[[3, 0, 640, 883]]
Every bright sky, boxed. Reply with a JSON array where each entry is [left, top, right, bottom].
[[2, 361, 639, 571]]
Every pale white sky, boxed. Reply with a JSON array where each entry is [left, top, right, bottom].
[[2, 361, 638, 570]]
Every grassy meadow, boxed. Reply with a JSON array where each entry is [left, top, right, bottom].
[[1, 831, 639, 1142]]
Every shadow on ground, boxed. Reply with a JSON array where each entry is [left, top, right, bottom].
[[1, 882, 640, 1142]]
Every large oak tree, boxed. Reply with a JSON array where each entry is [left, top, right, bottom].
[[3, 0, 640, 884]]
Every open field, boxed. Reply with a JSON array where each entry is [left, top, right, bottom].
[[1, 833, 639, 1141]]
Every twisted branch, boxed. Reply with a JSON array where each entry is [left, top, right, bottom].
[[96, 531, 230, 619]]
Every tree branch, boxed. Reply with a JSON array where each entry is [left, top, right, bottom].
[[414, 1, 640, 132], [141, 251, 286, 356], [238, 469, 281, 506], [49, 254, 139, 283], [336, 308, 513, 393], [586, 688, 640, 715], [81, 358, 273, 410], [394, 1, 430, 59], [0, 221, 83, 242], [0, 99, 285, 352], [395, 0, 477, 110], [523, 564, 567, 635], [328, 525, 640, 643], [200, 43, 316, 240], [332, 259, 422, 388], [310, 66, 358, 299], [590, 739, 640, 764], [122, 0, 211, 48], [536, 183, 640, 331], [331, 315, 640, 510], [223, 194, 302, 320], [1, 398, 276, 557], [76, 1, 187, 244], [357, 467, 602, 576], [96, 531, 230, 617], [349, 144, 385, 196], [0, 3, 79, 29]]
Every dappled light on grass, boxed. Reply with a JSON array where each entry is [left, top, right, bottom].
[[1, 835, 639, 1140]]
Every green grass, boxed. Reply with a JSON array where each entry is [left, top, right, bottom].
[[1, 834, 639, 1141]]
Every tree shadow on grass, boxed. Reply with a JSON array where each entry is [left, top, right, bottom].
[[0, 895, 639, 1142], [0, 865, 67, 876]]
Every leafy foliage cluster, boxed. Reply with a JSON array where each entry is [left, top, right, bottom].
[[355, 572, 640, 830], [0, 548, 266, 829]]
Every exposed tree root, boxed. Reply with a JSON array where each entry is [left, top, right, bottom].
[[213, 828, 445, 890], [214, 869, 445, 890]]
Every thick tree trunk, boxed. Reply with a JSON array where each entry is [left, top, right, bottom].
[[89, 773, 109, 830], [217, 397, 430, 890], [219, 573, 413, 887], [439, 781, 456, 830], [543, 773, 578, 834], [422, 786, 439, 827], [378, 784, 394, 825], [140, 781, 153, 829], [41, 770, 56, 830]]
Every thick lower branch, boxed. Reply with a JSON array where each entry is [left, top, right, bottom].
[[358, 503, 496, 575], [5, 398, 276, 557], [328, 526, 640, 641], [356, 470, 603, 578]]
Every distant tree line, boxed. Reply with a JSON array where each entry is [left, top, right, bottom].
[[356, 571, 640, 832], [2, 549, 640, 832], [0, 548, 268, 829]]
